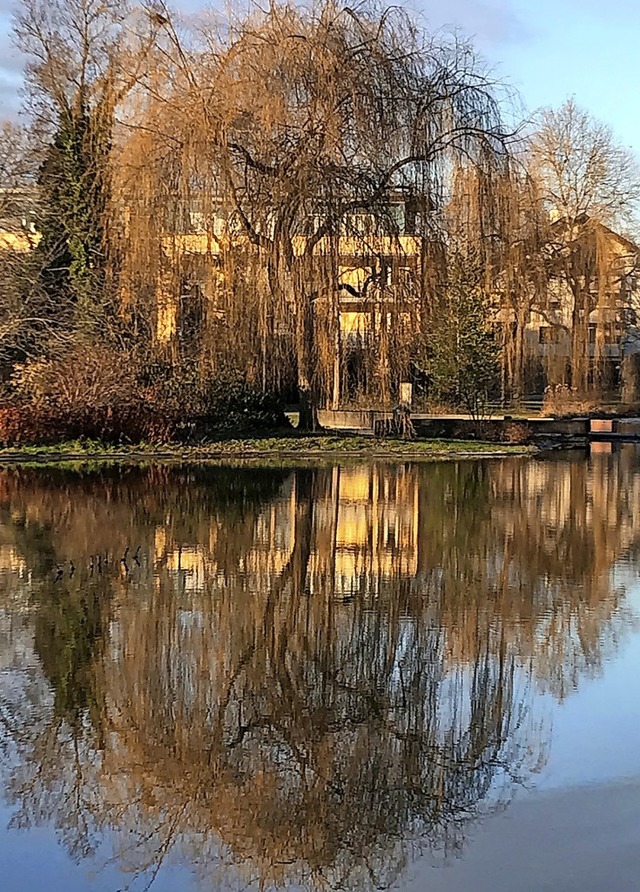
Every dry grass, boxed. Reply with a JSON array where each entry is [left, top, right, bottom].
[[0, 434, 535, 464], [541, 384, 599, 418]]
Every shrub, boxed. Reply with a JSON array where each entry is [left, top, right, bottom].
[[502, 421, 534, 445], [542, 384, 598, 417], [464, 420, 533, 445], [12, 344, 139, 411], [198, 380, 290, 433], [146, 366, 291, 440], [6, 346, 173, 445], [4, 350, 290, 446], [0, 404, 65, 445]]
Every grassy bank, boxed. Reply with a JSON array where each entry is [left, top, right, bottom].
[[0, 434, 536, 465]]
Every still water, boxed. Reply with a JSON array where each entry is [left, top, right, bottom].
[[0, 450, 639, 891]]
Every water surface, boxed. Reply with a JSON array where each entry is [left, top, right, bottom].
[[0, 450, 639, 891]]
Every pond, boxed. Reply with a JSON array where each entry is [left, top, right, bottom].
[[0, 449, 639, 892]]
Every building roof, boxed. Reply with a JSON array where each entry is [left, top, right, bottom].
[[550, 213, 638, 255]]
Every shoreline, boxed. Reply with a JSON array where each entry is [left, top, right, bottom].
[[0, 435, 537, 465]]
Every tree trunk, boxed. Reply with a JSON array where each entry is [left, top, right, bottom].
[[622, 353, 640, 405], [332, 327, 341, 410], [571, 286, 589, 394], [296, 292, 320, 431], [512, 311, 526, 405], [377, 307, 391, 405]]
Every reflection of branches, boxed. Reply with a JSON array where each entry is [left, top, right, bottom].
[[112, 800, 190, 892], [7, 716, 105, 861], [100, 534, 543, 890], [0, 453, 638, 890]]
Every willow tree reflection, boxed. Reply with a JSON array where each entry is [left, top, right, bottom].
[[0, 451, 639, 890]]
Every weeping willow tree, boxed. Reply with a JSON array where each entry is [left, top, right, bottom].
[[115, 0, 512, 428], [493, 166, 551, 403], [543, 218, 638, 394]]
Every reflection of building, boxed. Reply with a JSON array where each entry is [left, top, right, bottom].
[[156, 478, 299, 592], [155, 466, 420, 597], [0, 543, 28, 575], [317, 466, 419, 596], [492, 452, 640, 574]]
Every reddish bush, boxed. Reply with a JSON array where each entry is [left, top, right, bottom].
[[4, 347, 288, 446], [0, 402, 174, 446], [0, 404, 65, 446], [2, 346, 174, 445], [56, 404, 175, 444]]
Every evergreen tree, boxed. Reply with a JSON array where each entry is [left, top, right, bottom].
[[36, 94, 113, 336], [422, 248, 501, 417]]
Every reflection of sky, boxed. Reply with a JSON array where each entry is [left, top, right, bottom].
[[0, 808, 200, 892], [537, 581, 640, 791]]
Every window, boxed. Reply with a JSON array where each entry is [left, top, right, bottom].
[[539, 326, 560, 344], [343, 214, 376, 236], [396, 267, 415, 288], [588, 322, 619, 344]]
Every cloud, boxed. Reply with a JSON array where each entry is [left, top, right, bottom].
[[0, 4, 25, 121], [416, 0, 535, 49], [171, 0, 536, 49], [0, 0, 535, 121]]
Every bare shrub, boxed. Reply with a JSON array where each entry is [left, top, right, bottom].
[[7, 345, 174, 444], [13, 345, 140, 414], [541, 384, 598, 417], [502, 421, 534, 444]]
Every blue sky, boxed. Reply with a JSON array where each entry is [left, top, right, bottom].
[[1, 0, 639, 153]]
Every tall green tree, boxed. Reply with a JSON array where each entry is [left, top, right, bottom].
[[14, 0, 163, 345], [36, 96, 113, 333], [423, 247, 501, 417]]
